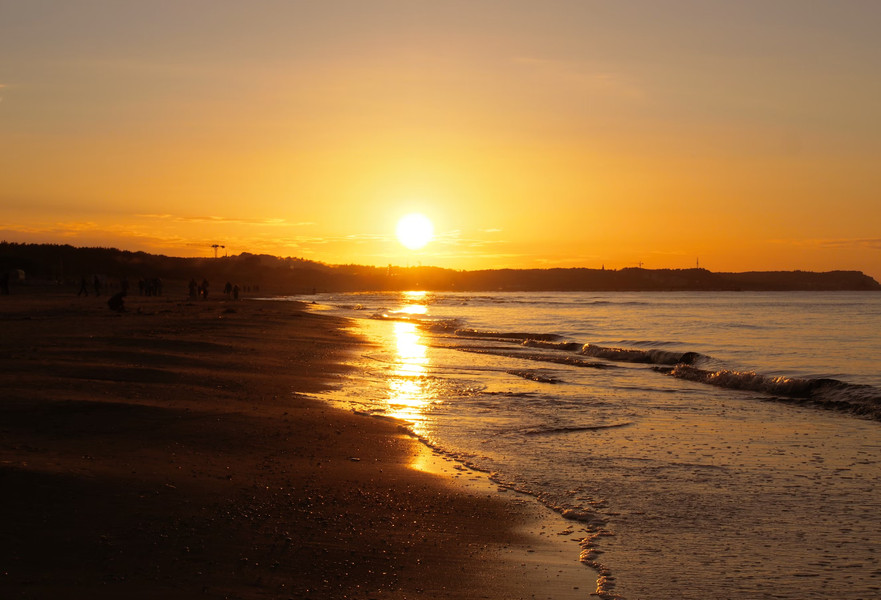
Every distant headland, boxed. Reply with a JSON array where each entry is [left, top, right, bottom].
[[1, 242, 879, 294]]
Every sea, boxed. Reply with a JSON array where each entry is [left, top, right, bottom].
[[288, 290, 881, 600]]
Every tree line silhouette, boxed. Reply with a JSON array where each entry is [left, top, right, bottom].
[[1, 242, 878, 294]]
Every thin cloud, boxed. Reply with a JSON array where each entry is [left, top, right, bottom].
[[456, 236, 508, 249], [818, 238, 881, 251], [136, 214, 311, 227], [1, 222, 194, 251], [773, 237, 881, 251], [43, 221, 103, 235], [429, 230, 508, 248], [534, 255, 604, 266], [136, 213, 176, 220], [453, 252, 529, 262], [344, 233, 389, 242]]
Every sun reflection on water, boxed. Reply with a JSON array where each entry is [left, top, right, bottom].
[[384, 298, 435, 428], [392, 304, 428, 316], [391, 290, 430, 316]]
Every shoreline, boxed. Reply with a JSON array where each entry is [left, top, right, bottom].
[[0, 292, 593, 599]]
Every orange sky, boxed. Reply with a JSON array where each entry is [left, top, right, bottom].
[[2, 1, 880, 280]]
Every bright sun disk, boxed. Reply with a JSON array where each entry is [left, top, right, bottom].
[[396, 213, 434, 250]]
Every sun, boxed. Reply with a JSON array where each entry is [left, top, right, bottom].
[[396, 213, 434, 250]]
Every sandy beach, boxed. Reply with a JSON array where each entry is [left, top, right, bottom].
[[0, 290, 590, 599]]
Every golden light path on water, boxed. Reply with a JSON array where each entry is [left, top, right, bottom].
[[384, 292, 434, 427], [380, 293, 497, 481]]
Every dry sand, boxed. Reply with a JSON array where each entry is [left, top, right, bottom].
[[0, 290, 591, 599]]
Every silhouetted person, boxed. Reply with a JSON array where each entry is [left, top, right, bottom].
[[224, 281, 232, 296], [93, 275, 102, 296], [233, 284, 239, 300], [77, 276, 89, 296], [200, 278, 209, 299], [107, 291, 126, 312]]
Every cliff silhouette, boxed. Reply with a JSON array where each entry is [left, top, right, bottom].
[[2, 242, 879, 294]]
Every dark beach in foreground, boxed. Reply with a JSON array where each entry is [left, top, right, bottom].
[[0, 291, 590, 599]]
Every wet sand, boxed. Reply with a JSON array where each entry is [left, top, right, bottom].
[[0, 291, 589, 599]]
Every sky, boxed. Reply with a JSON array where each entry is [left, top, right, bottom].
[[2, 0, 880, 279]]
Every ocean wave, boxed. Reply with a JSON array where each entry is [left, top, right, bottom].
[[521, 422, 634, 436], [611, 339, 685, 348], [454, 328, 561, 342], [580, 343, 703, 366], [585, 300, 650, 306], [423, 318, 465, 333], [521, 339, 583, 351], [506, 370, 563, 384], [671, 365, 881, 420], [460, 347, 619, 369], [369, 312, 418, 323]]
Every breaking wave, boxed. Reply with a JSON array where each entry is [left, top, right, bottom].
[[671, 365, 881, 420], [458, 347, 618, 369], [522, 339, 584, 351], [521, 422, 634, 436], [506, 370, 563, 384], [373, 304, 881, 423], [580, 344, 704, 366], [453, 328, 562, 342]]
